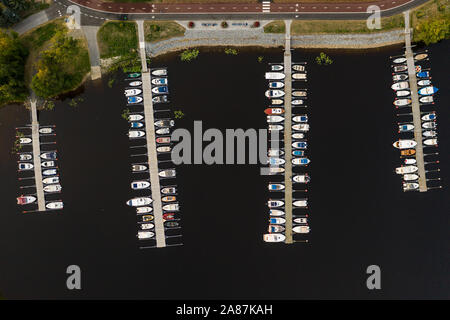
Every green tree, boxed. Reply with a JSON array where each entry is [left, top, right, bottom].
[[414, 18, 450, 45]]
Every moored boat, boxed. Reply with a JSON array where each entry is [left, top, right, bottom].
[[269, 217, 286, 225], [162, 213, 175, 220], [268, 225, 285, 233], [142, 215, 154, 222], [129, 114, 144, 121], [414, 53, 428, 61], [418, 86, 438, 96], [137, 231, 154, 239], [417, 79, 431, 86], [392, 57, 406, 64], [398, 124, 414, 132], [422, 130, 436, 137], [419, 96, 433, 104], [393, 99, 412, 107], [46, 201, 63, 210], [292, 123, 310, 132], [400, 149, 416, 157], [403, 173, 419, 181], [293, 226, 310, 234], [271, 99, 283, 105], [151, 69, 167, 76], [17, 195, 36, 205], [403, 182, 419, 191], [156, 146, 171, 153], [19, 153, 32, 161], [264, 107, 284, 115], [156, 136, 170, 144], [18, 163, 33, 170], [292, 65, 305, 72], [19, 137, 32, 144], [131, 180, 150, 190], [421, 112, 436, 121], [43, 176, 59, 184], [423, 138, 437, 146], [128, 130, 145, 138], [130, 122, 144, 128], [393, 65, 407, 72], [269, 167, 285, 174], [294, 217, 308, 224], [265, 90, 285, 98], [161, 187, 176, 194], [132, 164, 147, 172], [391, 81, 409, 91], [292, 141, 307, 149], [396, 90, 410, 97], [126, 197, 152, 207], [263, 233, 286, 242], [293, 199, 308, 207], [268, 157, 285, 165], [395, 165, 418, 174], [41, 161, 55, 168], [422, 121, 436, 129], [271, 64, 284, 71], [269, 81, 284, 89], [43, 169, 57, 176], [156, 127, 170, 135], [292, 115, 308, 123], [292, 73, 307, 80], [268, 124, 283, 131], [268, 183, 285, 191], [265, 72, 285, 80], [162, 203, 179, 211], [269, 209, 284, 216], [152, 86, 168, 94], [151, 78, 168, 85], [393, 140, 417, 149], [40, 152, 57, 160], [127, 73, 141, 78], [267, 115, 284, 123], [39, 127, 53, 134], [292, 157, 310, 166], [292, 150, 305, 157], [291, 99, 304, 105], [165, 221, 179, 228], [292, 90, 307, 97], [393, 74, 408, 81], [137, 207, 153, 214], [416, 71, 430, 78], [267, 200, 284, 208], [129, 81, 142, 87], [162, 196, 176, 202], [292, 133, 305, 139], [124, 89, 142, 97], [154, 119, 175, 128], [127, 96, 143, 104], [43, 184, 62, 193], [159, 169, 176, 178], [404, 158, 416, 165], [268, 149, 284, 157], [141, 223, 154, 230], [152, 95, 168, 103]]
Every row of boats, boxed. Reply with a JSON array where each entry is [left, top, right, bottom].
[[126, 70, 170, 105], [263, 62, 311, 243]]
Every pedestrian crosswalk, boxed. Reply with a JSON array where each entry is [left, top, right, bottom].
[[262, 1, 271, 13]]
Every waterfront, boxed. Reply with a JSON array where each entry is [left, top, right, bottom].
[[0, 42, 449, 299]]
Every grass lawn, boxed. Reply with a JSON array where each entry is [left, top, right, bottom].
[[97, 21, 138, 59], [144, 21, 185, 43], [411, 0, 450, 42], [264, 21, 286, 34]]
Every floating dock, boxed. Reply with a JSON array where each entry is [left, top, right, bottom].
[[30, 99, 46, 211]]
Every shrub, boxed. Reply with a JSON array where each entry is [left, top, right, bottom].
[[221, 21, 228, 28], [253, 21, 260, 28], [188, 21, 195, 28]]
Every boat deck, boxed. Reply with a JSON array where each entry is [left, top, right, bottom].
[[30, 99, 46, 211]]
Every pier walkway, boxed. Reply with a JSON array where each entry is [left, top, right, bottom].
[[283, 20, 293, 244], [403, 11, 427, 192], [30, 99, 46, 211], [138, 21, 166, 247]]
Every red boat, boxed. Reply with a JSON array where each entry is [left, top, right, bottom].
[[16, 195, 36, 205], [163, 213, 175, 221], [156, 137, 170, 144], [264, 107, 284, 115]]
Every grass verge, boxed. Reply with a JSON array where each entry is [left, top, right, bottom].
[[264, 21, 285, 34], [144, 21, 185, 43], [97, 21, 138, 59]]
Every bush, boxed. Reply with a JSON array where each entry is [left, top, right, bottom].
[[221, 21, 228, 28], [180, 49, 199, 62], [253, 21, 260, 28], [414, 18, 450, 45], [315, 52, 333, 65], [188, 21, 195, 28]]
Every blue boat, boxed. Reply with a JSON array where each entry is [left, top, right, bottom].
[[130, 122, 144, 128], [152, 86, 168, 94], [41, 152, 57, 160], [416, 71, 430, 78], [292, 141, 307, 149], [128, 96, 143, 104], [292, 150, 305, 156], [418, 86, 438, 96]]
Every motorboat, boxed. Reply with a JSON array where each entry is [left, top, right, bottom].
[[137, 231, 154, 239], [393, 140, 417, 149], [128, 130, 145, 138], [127, 73, 140, 78], [403, 182, 419, 191], [414, 53, 428, 61], [263, 233, 286, 242], [165, 221, 180, 228], [393, 99, 411, 107], [132, 164, 147, 172], [124, 89, 142, 97], [156, 136, 171, 144], [268, 225, 285, 233], [163, 203, 179, 211], [268, 124, 283, 131], [292, 133, 305, 139], [19, 137, 32, 144], [41, 152, 57, 160], [268, 200, 284, 208], [269, 167, 285, 174], [292, 65, 305, 72], [391, 81, 409, 91], [265, 72, 285, 80], [41, 161, 55, 168], [292, 73, 307, 80], [398, 124, 414, 132], [152, 69, 167, 76], [142, 215, 154, 222], [159, 169, 176, 178], [129, 114, 144, 121], [292, 158, 310, 166], [131, 181, 150, 190], [422, 130, 437, 138], [271, 64, 283, 71], [156, 146, 171, 153], [396, 90, 410, 97], [293, 199, 308, 207], [156, 128, 170, 135], [137, 207, 153, 214], [393, 74, 408, 81], [152, 78, 168, 85], [423, 138, 437, 146], [291, 99, 304, 105], [392, 57, 406, 64], [268, 149, 284, 157], [269, 82, 284, 89], [46, 201, 63, 210], [417, 79, 431, 86], [417, 71, 430, 78], [141, 223, 154, 230], [393, 65, 407, 72], [154, 119, 175, 128], [264, 108, 284, 115], [127, 96, 143, 104], [421, 112, 436, 121], [403, 174, 419, 181], [292, 124, 310, 132], [129, 81, 142, 86], [18, 163, 33, 170], [17, 195, 36, 205], [292, 141, 307, 149], [269, 217, 286, 224], [292, 150, 305, 157], [153, 95, 168, 103], [269, 209, 284, 216], [163, 213, 175, 220], [162, 196, 176, 202], [161, 187, 176, 194], [294, 217, 308, 224], [292, 90, 307, 97], [268, 183, 285, 191], [265, 90, 285, 98], [400, 149, 416, 157], [39, 127, 53, 134], [268, 157, 285, 165], [43, 169, 57, 176], [419, 96, 433, 104], [395, 165, 418, 174], [267, 115, 284, 123], [422, 122, 436, 129], [43, 176, 59, 184], [404, 158, 416, 165], [19, 153, 32, 161], [293, 226, 310, 234], [152, 86, 168, 95], [418, 86, 438, 96], [43, 184, 62, 193], [126, 197, 152, 207], [130, 122, 144, 129], [292, 115, 308, 123], [271, 99, 283, 105]]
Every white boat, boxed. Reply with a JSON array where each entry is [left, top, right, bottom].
[[422, 130, 437, 137], [414, 53, 428, 61], [129, 81, 142, 87], [128, 130, 145, 138], [154, 119, 175, 128], [46, 201, 63, 210], [293, 115, 308, 123], [131, 181, 150, 190], [292, 73, 307, 80], [265, 72, 285, 80], [268, 124, 283, 131], [293, 174, 310, 183], [419, 96, 433, 104], [269, 217, 286, 224], [268, 183, 285, 191], [393, 65, 407, 72], [152, 95, 168, 103], [418, 86, 438, 96], [398, 124, 414, 132], [269, 81, 284, 89], [417, 79, 431, 86], [41, 161, 55, 168], [152, 69, 167, 76], [265, 90, 285, 98], [293, 199, 308, 207], [404, 158, 416, 165], [391, 81, 409, 91], [292, 141, 307, 149], [292, 133, 305, 139], [127, 96, 143, 104], [267, 115, 284, 123], [396, 90, 410, 97], [292, 65, 305, 72], [268, 157, 285, 165], [267, 200, 284, 208], [393, 99, 411, 107], [137, 206, 153, 214], [39, 127, 53, 134], [141, 223, 154, 230], [19, 153, 32, 161], [291, 99, 304, 105], [423, 138, 437, 146], [271, 99, 283, 105], [263, 233, 286, 243], [422, 122, 436, 129], [159, 169, 176, 178], [17, 195, 36, 205], [269, 209, 284, 216], [294, 217, 308, 224], [271, 64, 283, 71], [403, 174, 419, 181], [129, 114, 144, 121], [392, 57, 406, 64], [132, 164, 147, 172], [162, 203, 179, 211], [124, 89, 142, 97], [43, 184, 62, 193], [43, 169, 57, 176], [292, 123, 309, 132], [152, 86, 168, 94], [40, 152, 57, 160], [292, 157, 310, 165], [395, 165, 418, 174], [156, 146, 171, 153], [293, 226, 310, 234], [151, 78, 168, 85], [403, 182, 419, 191], [269, 167, 285, 174], [126, 197, 152, 207], [137, 231, 154, 239], [161, 187, 176, 194], [18, 163, 33, 170], [264, 107, 284, 115], [393, 74, 408, 81], [268, 149, 284, 157], [268, 225, 285, 233], [421, 112, 436, 121], [292, 90, 307, 97], [43, 176, 59, 184], [156, 128, 170, 135], [130, 122, 144, 129], [19, 137, 32, 144], [392, 140, 417, 149]]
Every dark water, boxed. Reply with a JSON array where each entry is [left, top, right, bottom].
[[0, 42, 448, 299]]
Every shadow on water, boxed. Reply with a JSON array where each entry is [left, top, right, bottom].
[[0, 42, 449, 299]]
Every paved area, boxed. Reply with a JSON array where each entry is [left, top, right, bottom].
[[30, 100, 46, 212], [13, 11, 48, 35], [81, 25, 102, 79]]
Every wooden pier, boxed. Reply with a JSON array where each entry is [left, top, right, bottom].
[[30, 99, 46, 211], [403, 11, 427, 192], [283, 20, 293, 244]]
